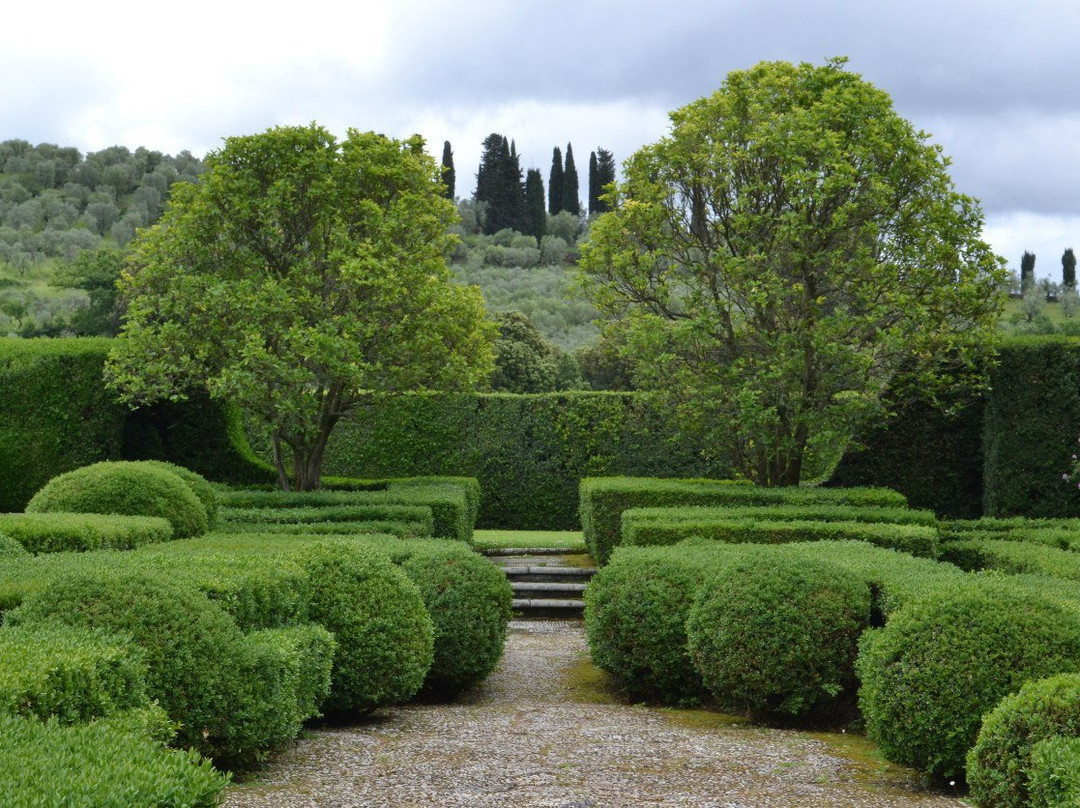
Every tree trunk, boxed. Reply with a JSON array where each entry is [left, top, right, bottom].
[[271, 431, 291, 491]]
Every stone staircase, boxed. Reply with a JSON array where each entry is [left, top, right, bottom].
[[485, 549, 597, 617]]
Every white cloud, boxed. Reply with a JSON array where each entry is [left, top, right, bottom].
[[983, 211, 1080, 280]]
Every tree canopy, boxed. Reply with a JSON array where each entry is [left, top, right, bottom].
[[580, 59, 1006, 486], [106, 124, 495, 490]]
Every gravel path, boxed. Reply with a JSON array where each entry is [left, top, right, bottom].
[[224, 620, 970, 808]]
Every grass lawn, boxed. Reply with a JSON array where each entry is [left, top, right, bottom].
[[472, 529, 586, 551]]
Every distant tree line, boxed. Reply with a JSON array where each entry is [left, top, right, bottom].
[[464, 134, 615, 241]]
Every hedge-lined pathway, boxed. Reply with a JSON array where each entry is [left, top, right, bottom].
[[224, 621, 969, 808]]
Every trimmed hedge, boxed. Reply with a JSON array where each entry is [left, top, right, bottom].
[[26, 461, 208, 539], [623, 517, 938, 558], [220, 503, 434, 530], [0, 338, 126, 513], [0, 512, 173, 553], [220, 520, 431, 539], [319, 391, 730, 529], [292, 540, 434, 713], [829, 395, 985, 519], [624, 503, 938, 529], [580, 477, 908, 565], [584, 545, 734, 704], [983, 336, 1080, 518], [856, 579, 1080, 780], [687, 551, 871, 720], [0, 623, 148, 724], [941, 538, 1080, 581], [0, 708, 228, 807], [222, 486, 472, 542], [1029, 736, 1080, 808], [4, 568, 309, 768], [0, 530, 28, 558], [138, 460, 220, 529], [968, 673, 1080, 808]]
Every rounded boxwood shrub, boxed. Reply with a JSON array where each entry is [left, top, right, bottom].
[[686, 550, 871, 721], [0, 530, 27, 558], [26, 461, 208, 539], [395, 543, 513, 697], [5, 568, 292, 767], [137, 460, 220, 529], [967, 673, 1080, 808], [584, 546, 725, 705], [293, 540, 434, 713], [857, 580, 1080, 781], [1028, 735, 1080, 808]]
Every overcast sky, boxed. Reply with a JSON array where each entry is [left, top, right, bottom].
[[5, 0, 1078, 279]]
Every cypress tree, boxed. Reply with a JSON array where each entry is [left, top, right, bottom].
[[505, 140, 527, 233], [588, 151, 599, 215], [1063, 248, 1077, 288], [1021, 251, 1036, 294], [440, 140, 455, 200], [548, 146, 564, 216], [562, 143, 580, 216], [525, 168, 546, 245], [594, 148, 616, 214], [475, 134, 526, 235]]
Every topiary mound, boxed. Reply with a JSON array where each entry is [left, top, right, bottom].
[[857, 579, 1080, 781], [686, 549, 871, 721], [136, 461, 220, 529], [293, 540, 434, 713], [26, 461, 208, 539], [1029, 735, 1080, 808], [393, 542, 513, 697], [5, 568, 301, 768], [967, 673, 1080, 808], [584, 546, 727, 705], [0, 530, 28, 558]]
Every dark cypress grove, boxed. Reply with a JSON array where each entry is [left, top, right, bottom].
[[440, 140, 455, 200], [1064, 248, 1077, 288], [562, 143, 580, 216], [1021, 251, 1036, 294], [475, 134, 525, 234], [524, 169, 546, 245], [594, 148, 616, 214], [548, 146, 564, 215]]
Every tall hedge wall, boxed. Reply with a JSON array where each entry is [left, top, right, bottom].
[[982, 336, 1080, 518], [321, 392, 728, 529], [0, 339, 126, 512], [829, 397, 984, 519]]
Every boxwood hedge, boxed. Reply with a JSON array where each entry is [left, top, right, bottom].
[[0, 513, 172, 554], [856, 579, 1080, 780], [968, 673, 1080, 808]]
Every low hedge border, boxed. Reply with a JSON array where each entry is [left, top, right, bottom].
[[0, 513, 173, 554], [580, 477, 908, 565], [625, 503, 937, 528], [220, 520, 431, 539], [0, 623, 148, 724], [623, 518, 938, 558], [0, 707, 229, 807], [941, 538, 1080, 581], [219, 504, 434, 529]]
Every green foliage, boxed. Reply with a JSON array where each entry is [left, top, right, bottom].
[[580, 58, 1005, 486], [1029, 736, 1080, 808], [829, 395, 985, 519], [5, 568, 292, 766], [562, 143, 580, 216], [26, 460, 208, 539], [942, 537, 1080, 580], [983, 336, 1080, 517], [0, 530, 27, 558], [589, 148, 616, 216], [624, 516, 938, 558], [136, 460, 219, 528], [0, 708, 228, 808], [524, 168, 546, 243], [548, 146, 564, 216], [967, 673, 1080, 808], [687, 551, 870, 720], [584, 545, 729, 704], [0, 512, 172, 553], [324, 394, 728, 530], [490, 311, 562, 393], [0, 623, 148, 723], [580, 476, 908, 565], [292, 541, 433, 713], [106, 123, 495, 491], [475, 134, 526, 234], [393, 542, 513, 697], [856, 579, 1080, 780], [440, 140, 455, 200], [0, 337, 126, 512]]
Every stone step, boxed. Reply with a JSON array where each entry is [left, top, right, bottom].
[[511, 581, 588, 596], [502, 565, 596, 580], [511, 598, 585, 612]]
